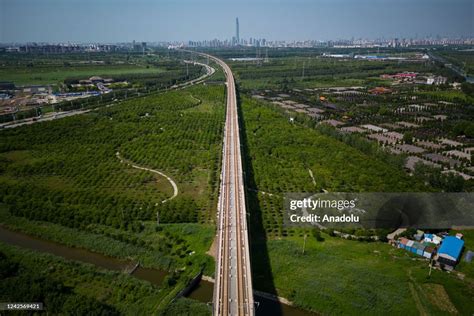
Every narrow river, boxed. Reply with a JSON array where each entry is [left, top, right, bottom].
[[0, 226, 315, 316]]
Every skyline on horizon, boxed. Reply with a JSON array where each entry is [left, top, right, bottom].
[[1, 0, 473, 43]]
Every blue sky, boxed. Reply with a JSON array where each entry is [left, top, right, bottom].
[[1, 0, 472, 42]]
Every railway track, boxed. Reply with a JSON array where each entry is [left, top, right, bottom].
[[184, 50, 254, 315]]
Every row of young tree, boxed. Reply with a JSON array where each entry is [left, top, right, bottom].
[[232, 57, 437, 84], [0, 85, 225, 250], [243, 97, 426, 195], [241, 97, 433, 238]]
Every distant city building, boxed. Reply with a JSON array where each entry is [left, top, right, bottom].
[[132, 40, 146, 52], [235, 17, 240, 46], [3, 35, 474, 52]]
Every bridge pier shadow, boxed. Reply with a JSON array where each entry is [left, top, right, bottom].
[[236, 87, 283, 316]]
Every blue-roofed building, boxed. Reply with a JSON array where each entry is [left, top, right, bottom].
[[437, 236, 464, 270]]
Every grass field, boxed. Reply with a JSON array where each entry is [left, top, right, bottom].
[[163, 297, 211, 316], [255, 232, 474, 315], [0, 64, 165, 85], [455, 229, 474, 278], [0, 51, 204, 87]]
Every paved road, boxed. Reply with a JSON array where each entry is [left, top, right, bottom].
[[0, 109, 92, 129], [186, 50, 254, 315]]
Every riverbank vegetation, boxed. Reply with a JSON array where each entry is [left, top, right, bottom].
[[0, 243, 169, 314]]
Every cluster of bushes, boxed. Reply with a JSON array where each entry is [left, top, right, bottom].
[[453, 120, 474, 138]]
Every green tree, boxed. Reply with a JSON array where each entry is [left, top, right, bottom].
[[403, 132, 414, 144]]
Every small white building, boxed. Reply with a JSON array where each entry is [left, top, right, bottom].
[[424, 233, 442, 245]]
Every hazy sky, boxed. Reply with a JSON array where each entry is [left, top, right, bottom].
[[1, 0, 473, 43]]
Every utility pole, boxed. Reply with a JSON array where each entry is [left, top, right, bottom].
[[302, 234, 307, 255], [156, 210, 160, 226]]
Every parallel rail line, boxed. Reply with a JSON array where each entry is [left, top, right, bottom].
[[185, 50, 254, 316]]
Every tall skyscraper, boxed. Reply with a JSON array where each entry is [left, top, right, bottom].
[[236, 17, 240, 45]]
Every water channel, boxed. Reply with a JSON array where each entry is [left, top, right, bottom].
[[0, 225, 315, 316]]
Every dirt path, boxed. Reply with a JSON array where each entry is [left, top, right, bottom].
[[207, 234, 217, 259], [409, 282, 428, 316], [408, 269, 429, 316], [189, 94, 202, 105], [115, 152, 178, 203]]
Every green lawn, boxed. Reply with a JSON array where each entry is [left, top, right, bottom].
[[455, 229, 474, 278], [256, 233, 474, 315], [0, 65, 164, 85]]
